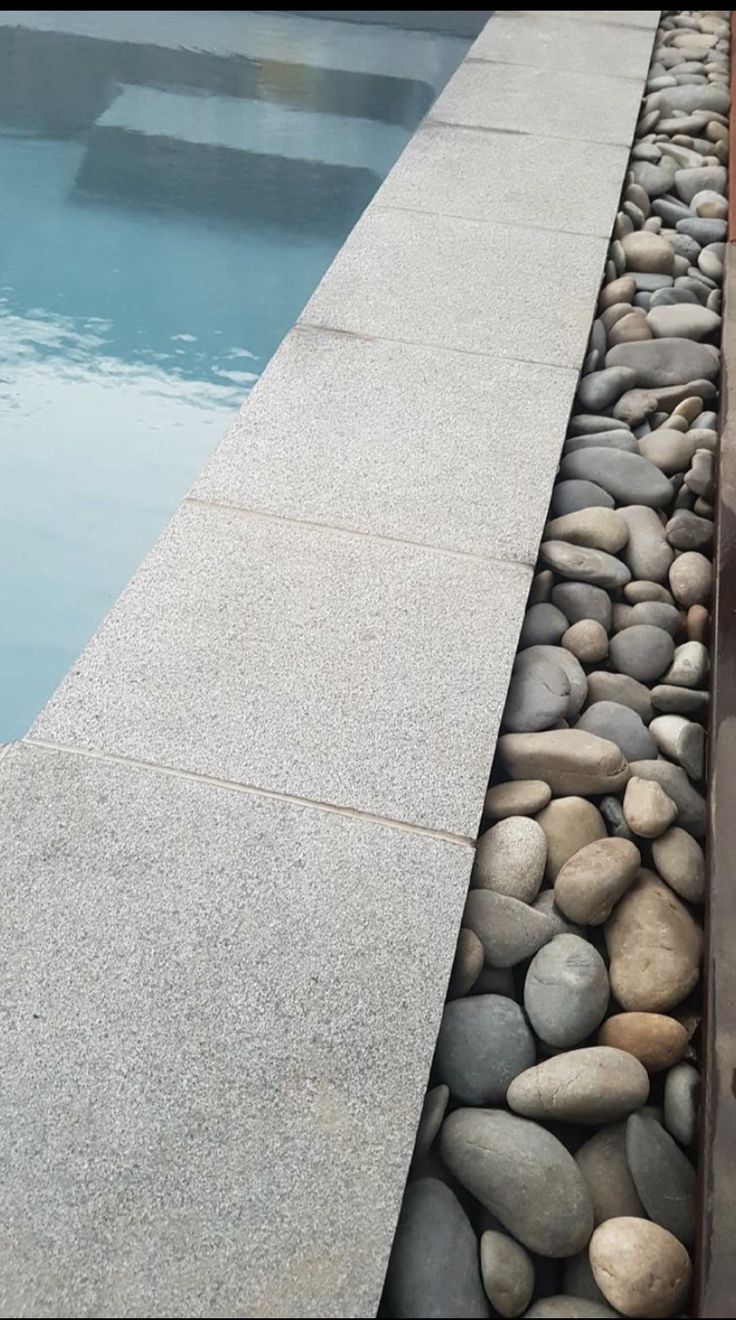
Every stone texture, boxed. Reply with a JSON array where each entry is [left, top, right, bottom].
[[552, 583, 613, 631], [499, 730, 629, 797], [609, 624, 675, 683], [589, 1217, 692, 1319], [651, 827, 706, 903], [584, 671, 653, 723], [472, 817, 546, 902], [669, 550, 713, 607], [484, 780, 551, 822], [623, 775, 679, 839], [508, 646, 588, 720], [30, 502, 531, 838], [626, 1111, 696, 1246], [629, 758, 707, 837], [559, 448, 674, 508], [524, 935, 609, 1048], [551, 481, 615, 517], [619, 505, 675, 583], [599, 1013, 689, 1072], [507, 1047, 649, 1125], [544, 508, 629, 554], [384, 1179, 491, 1319], [540, 541, 630, 589], [464, 890, 557, 969], [479, 1230, 534, 1320], [0, 744, 475, 1318], [605, 870, 703, 1011], [440, 1109, 593, 1258], [574, 1122, 645, 1226], [576, 702, 656, 761], [435, 995, 536, 1106], [650, 714, 705, 780], [662, 640, 710, 688], [519, 604, 569, 649], [606, 337, 720, 386], [503, 653, 571, 734], [412, 1086, 449, 1162], [554, 837, 641, 926], [562, 620, 609, 664]]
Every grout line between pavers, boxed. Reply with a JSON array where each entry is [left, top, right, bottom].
[[464, 54, 647, 84], [425, 115, 638, 149], [370, 199, 617, 242], [182, 494, 539, 572], [21, 737, 477, 849]]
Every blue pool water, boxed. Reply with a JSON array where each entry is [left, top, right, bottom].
[[0, 10, 469, 740]]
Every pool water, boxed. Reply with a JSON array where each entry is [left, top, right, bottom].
[[0, 10, 468, 740]]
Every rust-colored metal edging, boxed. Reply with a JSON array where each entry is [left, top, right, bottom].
[[696, 16, 736, 1311]]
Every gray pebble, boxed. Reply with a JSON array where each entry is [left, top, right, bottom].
[[662, 639, 710, 687], [600, 794, 635, 840], [473, 816, 546, 902], [435, 995, 536, 1106], [503, 652, 570, 734], [624, 601, 683, 636], [384, 1178, 491, 1319], [464, 889, 557, 968], [524, 935, 609, 1049], [518, 603, 569, 649], [576, 701, 656, 761], [606, 337, 719, 387], [619, 504, 674, 583], [522, 646, 588, 719], [609, 624, 675, 682], [665, 1062, 700, 1147], [577, 367, 637, 412], [540, 541, 630, 590], [552, 583, 612, 632], [585, 670, 653, 723], [651, 683, 709, 718], [550, 481, 615, 517], [629, 758, 707, 838], [626, 1110, 696, 1246], [666, 509, 713, 551], [480, 1231, 534, 1319], [560, 448, 674, 509]]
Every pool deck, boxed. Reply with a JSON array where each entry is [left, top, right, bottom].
[[0, 10, 659, 1317]]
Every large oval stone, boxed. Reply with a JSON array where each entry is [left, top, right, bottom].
[[576, 702, 656, 762], [540, 541, 630, 589], [435, 995, 535, 1106], [554, 837, 640, 926], [484, 779, 551, 822], [626, 1111, 696, 1247], [473, 816, 546, 902], [552, 582, 612, 631], [479, 1231, 534, 1319], [609, 625, 675, 683], [503, 652, 571, 734], [524, 935, 609, 1048], [440, 1108, 593, 1257], [544, 508, 629, 554], [606, 338, 720, 386], [537, 796, 607, 881], [499, 730, 630, 797], [506, 1047, 649, 1125], [575, 1122, 645, 1226], [652, 826, 705, 902], [605, 869, 703, 1011], [383, 1178, 491, 1318], [522, 646, 588, 719], [589, 1217, 692, 1318], [560, 449, 673, 509], [618, 505, 674, 583], [629, 759, 706, 838]]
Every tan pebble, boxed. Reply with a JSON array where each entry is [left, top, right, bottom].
[[651, 826, 705, 903], [672, 396, 704, 424], [447, 928, 484, 999], [529, 569, 554, 606], [609, 312, 653, 346], [605, 869, 703, 1012], [507, 1047, 649, 1125], [589, 1216, 692, 1318], [670, 552, 712, 608], [599, 276, 636, 311], [499, 730, 630, 798], [599, 1012, 689, 1071], [623, 776, 678, 838], [536, 796, 607, 882], [686, 604, 709, 643], [562, 620, 609, 664], [484, 778, 552, 821], [555, 837, 640, 926]]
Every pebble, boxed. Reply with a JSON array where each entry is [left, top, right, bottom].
[[507, 1047, 649, 1125], [576, 366, 637, 411], [435, 995, 536, 1106], [568, 414, 629, 436], [440, 1109, 593, 1257], [576, 701, 656, 761], [554, 837, 640, 926], [653, 81, 730, 116], [473, 816, 546, 902], [562, 620, 608, 664], [484, 779, 551, 822], [622, 230, 675, 273], [674, 161, 728, 201], [464, 889, 556, 968], [650, 713, 705, 779], [665, 1062, 700, 1147], [518, 603, 569, 649], [647, 302, 721, 340], [630, 758, 707, 837], [448, 929, 484, 998], [528, 570, 554, 606], [606, 337, 720, 386], [624, 601, 682, 636], [599, 1012, 689, 1071], [523, 935, 609, 1049], [652, 826, 706, 902], [522, 646, 588, 719], [624, 579, 676, 604], [623, 775, 678, 838], [677, 214, 727, 243], [574, 1122, 645, 1225], [562, 1254, 610, 1309], [503, 653, 570, 734], [499, 730, 629, 797], [666, 508, 713, 550], [544, 508, 629, 555], [386, 1179, 491, 1319], [479, 1231, 534, 1319], [629, 159, 678, 199], [669, 549, 713, 606], [618, 504, 674, 583], [626, 1111, 696, 1246], [523, 1301, 616, 1319], [532, 889, 582, 938], [560, 448, 674, 509], [692, 187, 728, 218], [600, 794, 635, 841], [687, 602, 710, 641], [540, 541, 630, 590], [686, 447, 715, 497], [607, 311, 652, 347], [661, 639, 710, 687], [551, 583, 612, 632], [605, 869, 703, 1011], [584, 671, 653, 723], [609, 624, 675, 682], [638, 428, 697, 474], [651, 682, 709, 718], [589, 1217, 692, 1319], [536, 796, 606, 881], [550, 480, 615, 517]]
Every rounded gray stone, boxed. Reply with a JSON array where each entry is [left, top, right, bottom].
[[618, 504, 674, 583], [665, 1062, 700, 1147], [484, 779, 552, 822], [384, 1178, 491, 1319], [524, 935, 609, 1049], [564, 430, 638, 455], [544, 508, 629, 555], [550, 480, 615, 518], [577, 367, 637, 412], [523, 1301, 617, 1319], [670, 551, 712, 608], [435, 995, 536, 1106], [576, 701, 656, 762], [624, 601, 683, 636], [666, 509, 714, 551], [440, 1108, 594, 1258], [507, 1047, 649, 1125], [662, 639, 710, 688], [639, 429, 697, 476], [480, 1231, 534, 1319], [568, 414, 630, 436], [503, 653, 571, 734], [584, 670, 653, 723], [630, 758, 707, 838], [609, 624, 675, 682], [540, 541, 630, 589], [413, 1085, 449, 1160], [521, 646, 588, 719], [551, 583, 612, 632], [624, 579, 675, 604], [464, 889, 557, 969], [652, 826, 705, 903], [626, 1110, 696, 1247], [647, 303, 721, 340], [677, 215, 727, 244], [650, 714, 705, 780], [606, 337, 720, 387], [518, 603, 569, 649], [575, 1122, 645, 1226], [560, 448, 674, 509], [651, 683, 709, 718], [600, 794, 635, 842], [472, 816, 546, 902]]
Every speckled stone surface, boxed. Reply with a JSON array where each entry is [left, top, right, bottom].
[[0, 742, 473, 1318], [192, 327, 575, 564], [468, 12, 655, 78], [30, 501, 531, 836]]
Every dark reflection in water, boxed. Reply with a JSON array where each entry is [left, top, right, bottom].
[[0, 10, 469, 739]]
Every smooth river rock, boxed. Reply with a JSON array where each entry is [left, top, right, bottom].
[[606, 337, 720, 386], [622, 230, 675, 273], [440, 1109, 594, 1258], [536, 796, 607, 882], [562, 620, 608, 665], [661, 639, 709, 688], [623, 775, 678, 839], [665, 1062, 700, 1148], [544, 508, 629, 555], [605, 869, 703, 1011], [540, 541, 630, 589], [609, 624, 675, 683], [499, 730, 629, 797], [647, 302, 721, 340], [464, 890, 556, 968], [618, 504, 675, 583], [519, 603, 569, 649], [484, 779, 551, 822], [479, 1231, 534, 1320], [629, 758, 707, 837], [560, 448, 674, 509], [574, 1122, 645, 1226], [384, 1178, 491, 1319], [473, 816, 546, 902], [626, 1111, 696, 1247], [503, 653, 570, 734], [650, 714, 705, 780], [651, 826, 705, 903], [584, 670, 653, 723], [576, 701, 656, 762], [448, 929, 484, 999], [589, 1217, 692, 1319], [507, 1047, 649, 1125], [554, 837, 640, 926], [550, 480, 615, 517], [552, 582, 612, 631], [522, 646, 588, 719], [599, 1012, 689, 1072], [669, 550, 713, 607], [524, 935, 609, 1049], [435, 995, 536, 1106]]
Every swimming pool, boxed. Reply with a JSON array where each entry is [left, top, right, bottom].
[[0, 10, 469, 740]]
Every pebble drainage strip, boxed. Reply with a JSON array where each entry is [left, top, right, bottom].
[[381, 9, 729, 1320]]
